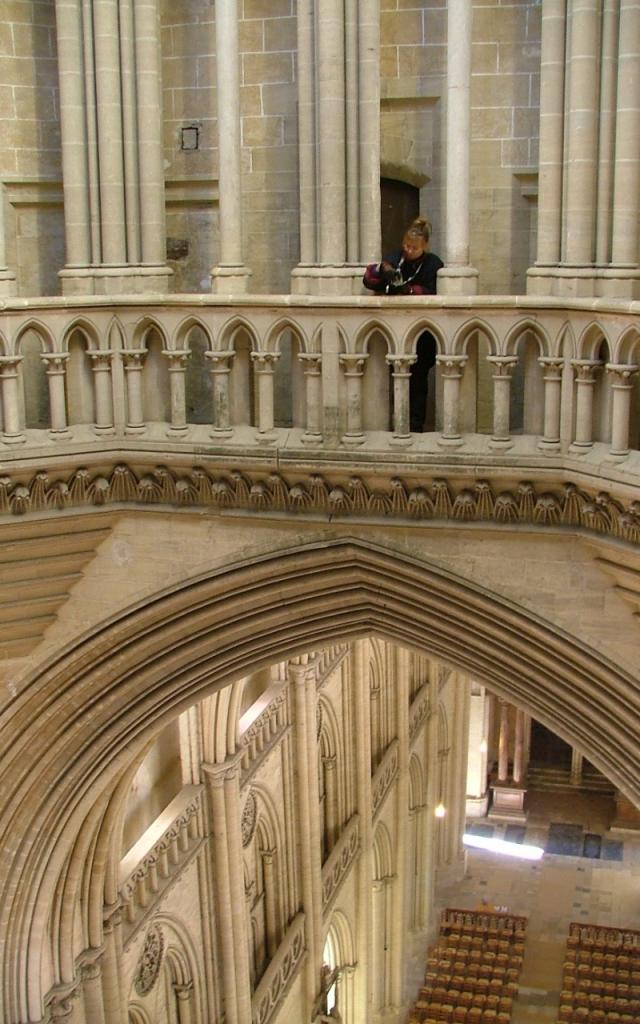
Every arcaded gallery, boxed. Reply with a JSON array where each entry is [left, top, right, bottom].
[[0, 1, 639, 1023]]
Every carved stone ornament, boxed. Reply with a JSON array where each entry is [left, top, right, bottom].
[[241, 790, 258, 848], [134, 924, 164, 997], [0, 463, 639, 546]]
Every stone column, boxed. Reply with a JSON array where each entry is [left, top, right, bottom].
[[298, 353, 323, 444], [42, 354, 71, 437], [339, 354, 368, 444], [594, 0, 618, 266], [389, 646, 410, 1011], [207, 351, 235, 438], [487, 356, 518, 449], [174, 982, 194, 1024], [163, 349, 191, 435], [466, 685, 491, 818], [80, 955, 106, 1024], [513, 708, 525, 785], [101, 906, 127, 1024], [291, 0, 381, 295], [607, 364, 639, 457], [89, 352, 115, 435], [352, 639, 374, 1021], [497, 699, 509, 783], [538, 357, 565, 452], [203, 759, 252, 1024], [437, 355, 467, 447], [210, 0, 251, 293], [531, 0, 567, 271], [0, 357, 25, 443], [290, 659, 324, 1015], [323, 756, 339, 852], [122, 349, 147, 434], [570, 747, 584, 786], [610, 0, 640, 293], [386, 355, 416, 445], [437, 0, 479, 295], [262, 850, 279, 958], [251, 352, 280, 440], [55, 0, 170, 294], [563, 0, 600, 270], [570, 360, 600, 449], [0, 183, 16, 295]]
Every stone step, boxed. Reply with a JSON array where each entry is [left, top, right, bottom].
[[526, 764, 615, 794]]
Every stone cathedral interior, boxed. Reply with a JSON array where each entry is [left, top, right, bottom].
[[0, 2, 639, 1024]]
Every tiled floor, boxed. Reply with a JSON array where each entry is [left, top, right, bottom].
[[411, 790, 640, 1023]]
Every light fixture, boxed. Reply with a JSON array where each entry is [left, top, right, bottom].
[[479, 739, 488, 753], [434, 802, 446, 818]]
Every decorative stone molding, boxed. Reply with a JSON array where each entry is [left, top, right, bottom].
[[241, 790, 258, 848], [134, 924, 164, 996], [1, 464, 639, 546], [372, 739, 399, 819], [409, 685, 431, 742], [251, 912, 306, 1024], [321, 814, 360, 911]]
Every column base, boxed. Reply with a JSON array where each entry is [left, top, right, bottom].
[[389, 433, 414, 448], [568, 441, 593, 455], [537, 438, 561, 454], [210, 263, 252, 294], [436, 265, 479, 296], [60, 264, 173, 296], [437, 434, 465, 448], [466, 792, 491, 818], [291, 263, 367, 296], [1, 432, 26, 445], [341, 433, 366, 446], [300, 431, 324, 446], [527, 264, 640, 299], [125, 425, 146, 436], [489, 437, 514, 452], [209, 427, 234, 440], [488, 782, 527, 823]]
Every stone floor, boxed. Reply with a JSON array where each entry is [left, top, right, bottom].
[[408, 789, 640, 1024]]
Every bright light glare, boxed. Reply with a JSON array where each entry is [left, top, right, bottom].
[[463, 833, 544, 861]]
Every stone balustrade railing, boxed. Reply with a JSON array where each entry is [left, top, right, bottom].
[[1, 294, 640, 544], [239, 683, 289, 784], [321, 813, 360, 912], [251, 911, 306, 1024], [372, 739, 400, 819], [119, 785, 204, 934]]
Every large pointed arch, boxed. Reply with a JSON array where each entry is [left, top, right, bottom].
[[1, 535, 640, 1020]]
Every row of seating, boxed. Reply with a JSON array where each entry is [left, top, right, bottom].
[[556, 924, 640, 1024], [408, 909, 528, 1024]]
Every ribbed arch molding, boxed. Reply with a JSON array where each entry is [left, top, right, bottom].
[[1, 537, 639, 1020]]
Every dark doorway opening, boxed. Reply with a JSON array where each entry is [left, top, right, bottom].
[[380, 178, 419, 256], [530, 720, 572, 767]]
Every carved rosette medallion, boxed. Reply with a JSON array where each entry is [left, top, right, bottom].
[[134, 924, 164, 997], [241, 790, 257, 848]]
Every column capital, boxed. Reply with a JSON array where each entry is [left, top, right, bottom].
[[121, 348, 147, 368], [436, 354, 468, 376], [250, 350, 280, 372], [385, 354, 417, 375], [205, 349, 235, 371], [486, 355, 519, 376], [173, 980, 194, 1001], [606, 363, 639, 384], [162, 348, 191, 368], [88, 350, 114, 369], [41, 352, 70, 373], [339, 353, 369, 375], [538, 356, 565, 376], [201, 750, 243, 784], [0, 354, 23, 373], [570, 359, 601, 381], [298, 351, 323, 372]]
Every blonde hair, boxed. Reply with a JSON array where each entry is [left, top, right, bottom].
[[404, 217, 432, 244]]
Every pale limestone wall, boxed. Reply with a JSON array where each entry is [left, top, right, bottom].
[[470, 0, 540, 293], [122, 854, 212, 1021], [0, 0, 63, 296], [161, 0, 299, 293], [2, 2, 542, 297]]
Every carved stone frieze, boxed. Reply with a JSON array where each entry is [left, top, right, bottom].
[[321, 815, 360, 910], [372, 740, 399, 818], [0, 464, 639, 546], [241, 790, 258, 848], [252, 913, 306, 1024], [134, 924, 164, 996]]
